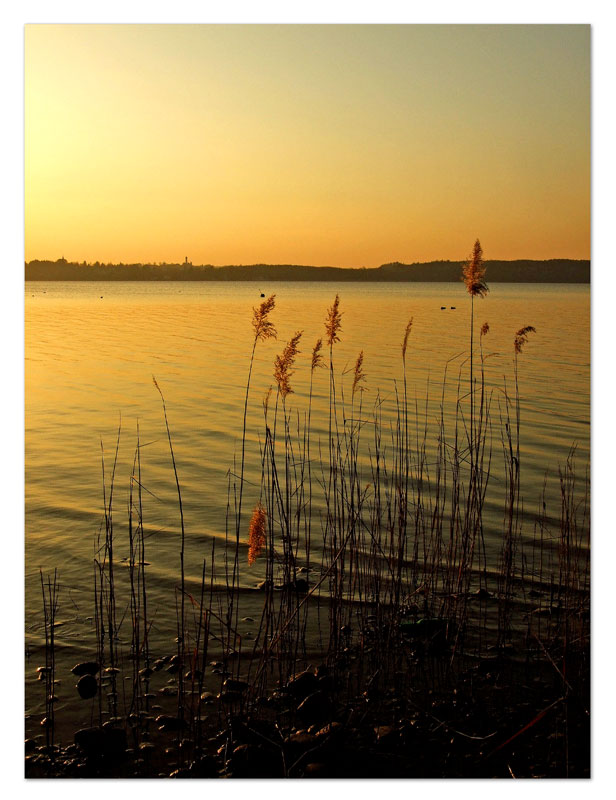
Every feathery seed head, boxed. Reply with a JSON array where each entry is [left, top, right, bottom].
[[514, 325, 536, 354], [402, 317, 414, 361], [325, 294, 342, 346], [248, 503, 267, 566], [274, 331, 303, 398], [252, 294, 277, 342], [462, 239, 489, 298], [352, 351, 366, 395], [311, 338, 325, 372], [480, 322, 490, 337]]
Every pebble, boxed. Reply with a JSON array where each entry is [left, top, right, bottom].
[[286, 670, 318, 699], [222, 678, 249, 693], [77, 674, 98, 699], [296, 690, 331, 723], [155, 714, 182, 732], [71, 661, 99, 676]]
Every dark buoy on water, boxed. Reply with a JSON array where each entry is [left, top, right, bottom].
[[260, 292, 265, 297], [440, 306, 446, 310], [451, 306, 456, 310]]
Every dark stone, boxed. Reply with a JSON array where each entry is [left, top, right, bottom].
[[286, 670, 318, 699], [223, 678, 249, 693], [155, 714, 183, 731], [74, 727, 127, 760], [374, 725, 398, 748], [218, 690, 244, 705], [230, 743, 283, 778], [24, 738, 36, 754], [296, 691, 332, 723], [71, 661, 100, 676], [188, 754, 219, 778], [76, 674, 98, 699], [315, 721, 343, 740], [303, 761, 331, 777]]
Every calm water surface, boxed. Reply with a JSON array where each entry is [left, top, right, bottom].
[[25, 281, 589, 659]]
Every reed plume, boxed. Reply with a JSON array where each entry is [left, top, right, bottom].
[[480, 322, 490, 337], [247, 502, 267, 565], [402, 317, 414, 361], [274, 331, 303, 398], [463, 239, 489, 297], [514, 325, 536, 354], [252, 294, 277, 342], [311, 338, 325, 372], [325, 294, 342, 345], [352, 350, 366, 394]]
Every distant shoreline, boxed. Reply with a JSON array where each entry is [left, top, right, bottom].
[[25, 259, 590, 284]]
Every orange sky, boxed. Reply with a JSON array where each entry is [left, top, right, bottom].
[[25, 24, 590, 267]]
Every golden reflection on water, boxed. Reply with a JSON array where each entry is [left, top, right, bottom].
[[25, 281, 589, 634]]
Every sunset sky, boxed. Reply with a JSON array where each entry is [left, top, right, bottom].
[[24, 24, 590, 267]]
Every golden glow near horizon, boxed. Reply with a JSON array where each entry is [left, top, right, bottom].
[[25, 24, 590, 267]]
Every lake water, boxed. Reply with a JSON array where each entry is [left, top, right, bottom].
[[25, 281, 589, 711]]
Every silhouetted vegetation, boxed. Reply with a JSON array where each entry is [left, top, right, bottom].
[[25, 258, 590, 283]]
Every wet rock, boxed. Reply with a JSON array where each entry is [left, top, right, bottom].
[[315, 721, 343, 740], [25, 738, 36, 754], [155, 714, 182, 731], [230, 743, 283, 778], [169, 768, 190, 778], [188, 754, 218, 778], [218, 689, 243, 705], [77, 674, 98, 699], [473, 588, 491, 600], [257, 579, 273, 591], [303, 761, 331, 777], [139, 666, 154, 677], [286, 669, 318, 699], [296, 690, 332, 724], [286, 731, 318, 750], [374, 725, 398, 748], [74, 726, 127, 759], [223, 677, 249, 693], [71, 661, 100, 676]]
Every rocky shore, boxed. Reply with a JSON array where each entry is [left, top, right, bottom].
[[25, 638, 590, 779]]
